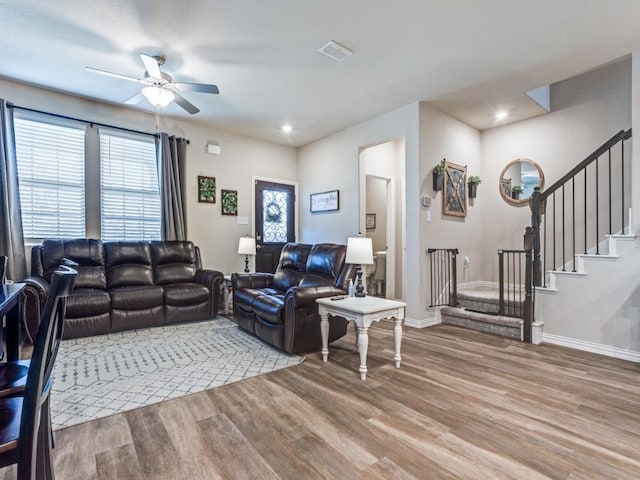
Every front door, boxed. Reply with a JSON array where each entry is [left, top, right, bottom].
[[254, 180, 295, 273]]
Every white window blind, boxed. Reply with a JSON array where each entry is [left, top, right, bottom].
[[100, 131, 161, 241], [14, 118, 86, 240]]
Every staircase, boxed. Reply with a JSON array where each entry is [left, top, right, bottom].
[[430, 129, 634, 351], [441, 283, 523, 340]]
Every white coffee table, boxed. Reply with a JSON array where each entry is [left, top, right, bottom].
[[316, 296, 406, 380]]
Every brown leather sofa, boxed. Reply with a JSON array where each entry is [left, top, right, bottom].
[[232, 242, 356, 354], [23, 239, 223, 340]]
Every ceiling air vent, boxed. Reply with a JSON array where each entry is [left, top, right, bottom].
[[318, 41, 353, 62]]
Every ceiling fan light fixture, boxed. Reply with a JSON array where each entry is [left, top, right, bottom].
[[142, 86, 175, 108]]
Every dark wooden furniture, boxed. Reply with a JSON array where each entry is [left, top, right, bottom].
[[0, 265, 76, 479], [1, 283, 25, 362]]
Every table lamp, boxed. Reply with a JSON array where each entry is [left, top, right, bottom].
[[345, 236, 374, 297], [238, 237, 257, 273]]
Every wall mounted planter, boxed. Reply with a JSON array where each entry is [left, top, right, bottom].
[[433, 171, 444, 191]]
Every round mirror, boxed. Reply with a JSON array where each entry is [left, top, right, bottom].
[[499, 158, 545, 206]]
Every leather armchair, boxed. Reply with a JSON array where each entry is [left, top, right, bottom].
[[232, 243, 356, 354]]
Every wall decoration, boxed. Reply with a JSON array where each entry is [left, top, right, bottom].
[[221, 189, 238, 215], [198, 176, 216, 203], [443, 161, 467, 217], [310, 190, 339, 213], [366, 213, 376, 229]]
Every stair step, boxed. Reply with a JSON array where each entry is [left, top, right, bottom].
[[441, 306, 523, 341]]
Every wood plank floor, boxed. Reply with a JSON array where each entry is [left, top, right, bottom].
[[2, 323, 640, 479]]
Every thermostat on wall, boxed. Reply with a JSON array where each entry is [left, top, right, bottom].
[[422, 195, 432, 207]]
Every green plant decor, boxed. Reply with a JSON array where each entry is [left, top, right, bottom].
[[198, 176, 216, 203], [468, 175, 482, 185], [433, 159, 447, 175], [221, 190, 238, 215], [512, 185, 524, 194]]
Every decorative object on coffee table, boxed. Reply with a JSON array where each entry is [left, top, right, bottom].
[[237, 236, 256, 273], [346, 236, 374, 297]]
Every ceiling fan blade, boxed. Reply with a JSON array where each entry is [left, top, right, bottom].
[[124, 92, 145, 105], [174, 82, 219, 95], [85, 67, 145, 83], [173, 92, 200, 114], [140, 53, 162, 79]]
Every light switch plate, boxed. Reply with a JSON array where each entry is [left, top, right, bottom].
[[237, 216, 249, 225]]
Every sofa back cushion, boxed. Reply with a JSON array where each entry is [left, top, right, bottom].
[[271, 243, 311, 291], [39, 239, 106, 289], [299, 243, 347, 288], [105, 242, 154, 289], [151, 241, 197, 285]]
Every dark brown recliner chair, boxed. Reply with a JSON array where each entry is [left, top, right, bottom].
[[23, 239, 223, 340], [232, 242, 356, 354]]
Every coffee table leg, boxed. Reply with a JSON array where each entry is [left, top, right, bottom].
[[354, 323, 359, 352], [320, 312, 329, 362], [394, 317, 402, 368], [358, 326, 368, 380]]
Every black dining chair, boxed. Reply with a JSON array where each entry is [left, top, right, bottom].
[[0, 255, 7, 361], [0, 264, 76, 479]]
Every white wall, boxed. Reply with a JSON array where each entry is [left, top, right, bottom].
[[480, 58, 631, 280], [0, 79, 297, 275], [419, 103, 483, 293], [298, 103, 420, 319]]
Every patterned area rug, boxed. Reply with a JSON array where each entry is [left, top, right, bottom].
[[51, 317, 303, 430]]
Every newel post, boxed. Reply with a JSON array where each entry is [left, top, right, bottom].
[[529, 187, 543, 287], [523, 227, 535, 343]]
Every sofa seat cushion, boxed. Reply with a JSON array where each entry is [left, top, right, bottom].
[[252, 294, 285, 325], [66, 288, 111, 319], [110, 286, 164, 310], [163, 283, 210, 306]]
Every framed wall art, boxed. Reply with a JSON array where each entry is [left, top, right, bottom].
[[366, 213, 376, 229], [221, 189, 238, 215], [443, 161, 467, 217], [310, 190, 339, 213], [198, 176, 216, 203]]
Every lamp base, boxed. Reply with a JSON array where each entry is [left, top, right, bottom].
[[244, 255, 250, 273], [354, 267, 366, 297]]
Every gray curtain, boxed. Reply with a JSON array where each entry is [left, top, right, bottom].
[[0, 101, 26, 281], [158, 133, 187, 241]]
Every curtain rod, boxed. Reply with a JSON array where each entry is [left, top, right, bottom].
[[7, 103, 190, 144]]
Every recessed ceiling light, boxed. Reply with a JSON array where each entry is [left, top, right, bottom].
[[495, 110, 508, 121], [281, 124, 293, 134]]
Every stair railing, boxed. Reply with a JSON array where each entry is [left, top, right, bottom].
[[427, 248, 458, 307], [529, 129, 632, 288]]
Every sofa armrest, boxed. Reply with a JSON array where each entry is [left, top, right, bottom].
[[21, 276, 50, 344], [285, 285, 347, 309], [231, 272, 274, 290], [195, 269, 224, 317]]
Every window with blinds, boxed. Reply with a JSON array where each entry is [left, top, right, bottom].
[[100, 131, 161, 241], [14, 118, 86, 240]]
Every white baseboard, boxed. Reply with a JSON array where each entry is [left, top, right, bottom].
[[542, 333, 640, 363], [405, 316, 441, 329]]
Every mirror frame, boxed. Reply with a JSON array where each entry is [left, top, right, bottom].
[[499, 158, 545, 206]]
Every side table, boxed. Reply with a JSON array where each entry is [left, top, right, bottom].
[[221, 275, 233, 315], [316, 296, 406, 380]]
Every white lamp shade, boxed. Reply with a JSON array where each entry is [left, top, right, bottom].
[[345, 236, 374, 265], [238, 237, 257, 255], [142, 86, 175, 108]]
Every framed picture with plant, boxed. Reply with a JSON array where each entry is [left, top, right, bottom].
[[221, 189, 238, 215], [198, 176, 216, 203], [443, 161, 467, 217]]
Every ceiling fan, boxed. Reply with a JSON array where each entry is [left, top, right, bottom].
[[86, 53, 219, 114]]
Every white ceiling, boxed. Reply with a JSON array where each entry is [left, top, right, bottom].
[[2, 0, 640, 147]]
